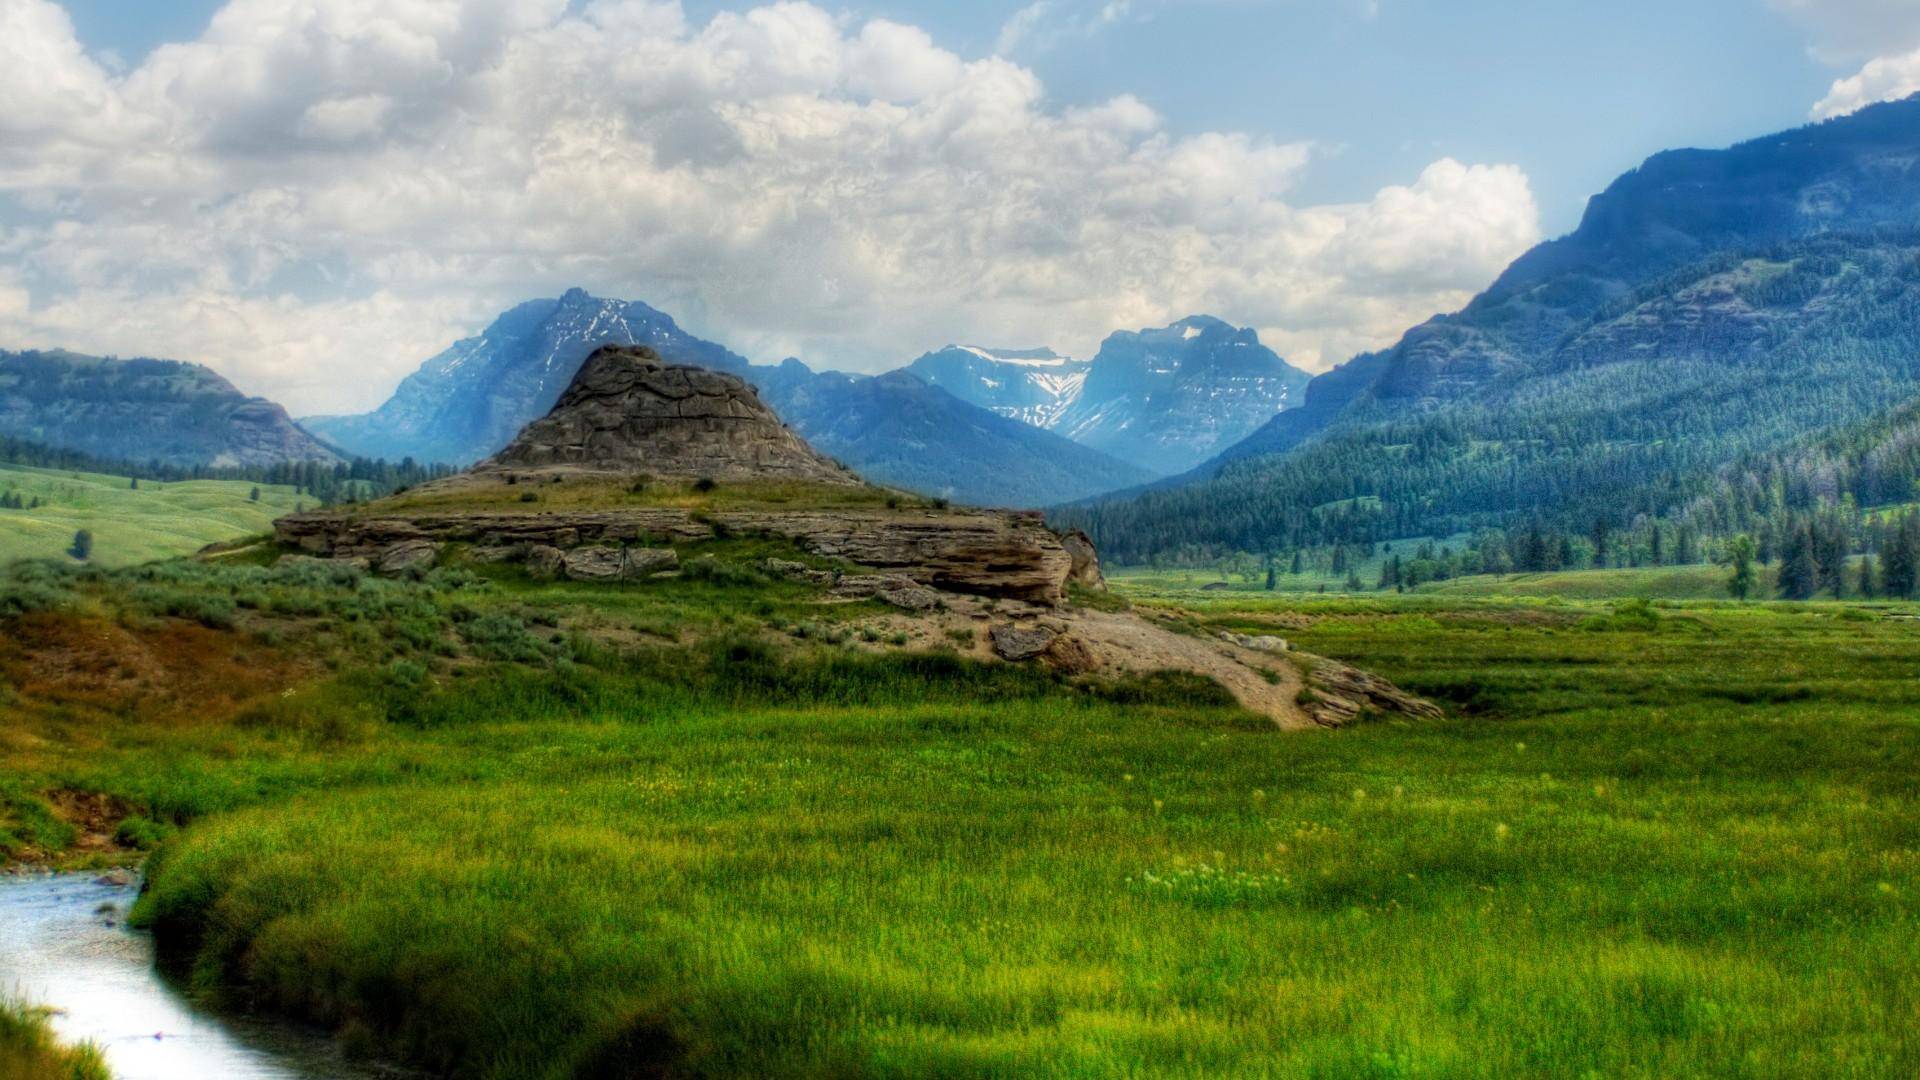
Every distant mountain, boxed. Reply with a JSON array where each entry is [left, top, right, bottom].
[[906, 346, 1092, 429], [910, 318, 1308, 476], [769, 369, 1153, 507], [0, 349, 340, 468], [305, 289, 746, 466], [309, 290, 1150, 507], [1059, 95, 1920, 562]]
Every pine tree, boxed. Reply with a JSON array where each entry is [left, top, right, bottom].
[[1882, 515, 1918, 599], [1289, 551, 1304, 575], [1779, 526, 1819, 601], [1264, 566, 1276, 591], [1346, 568, 1363, 591], [68, 529, 93, 562], [249, 486, 261, 502], [1728, 534, 1757, 601], [1857, 553, 1879, 599]]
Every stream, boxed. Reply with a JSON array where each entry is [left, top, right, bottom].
[[0, 872, 396, 1079]]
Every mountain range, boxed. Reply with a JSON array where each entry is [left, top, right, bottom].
[[1057, 93, 1920, 561], [0, 349, 339, 469], [907, 318, 1308, 475], [304, 290, 1158, 507]]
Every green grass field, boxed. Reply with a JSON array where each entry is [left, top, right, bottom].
[[2, 551, 1917, 1077], [0, 463, 303, 567]]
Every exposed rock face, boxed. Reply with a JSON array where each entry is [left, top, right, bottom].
[[562, 547, 626, 582], [1062, 530, 1104, 590], [479, 344, 858, 486], [1304, 659, 1443, 728], [376, 540, 440, 577], [276, 506, 1074, 604]]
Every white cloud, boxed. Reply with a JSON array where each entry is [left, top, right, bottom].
[[0, 0, 1542, 413], [1769, 0, 1920, 65], [1812, 46, 1920, 118], [1772, 0, 1920, 118]]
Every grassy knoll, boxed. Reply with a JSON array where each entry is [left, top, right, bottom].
[[0, 462, 303, 567], [2, 553, 1917, 1076], [0, 1000, 109, 1080]]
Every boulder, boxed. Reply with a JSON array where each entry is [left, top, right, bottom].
[[876, 582, 942, 612], [1219, 631, 1290, 653], [990, 623, 1058, 662], [563, 547, 626, 582], [831, 574, 940, 611], [526, 545, 566, 579], [766, 558, 837, 587], [1304, 659, 1444, 727], [1061, 530, 1105, 591], [1041, 634, 1099, 674], [376, 540, 440, 577], [623, 547, 679, 577]]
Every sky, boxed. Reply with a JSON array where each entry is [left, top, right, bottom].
[[4, 0, 1919, 416]]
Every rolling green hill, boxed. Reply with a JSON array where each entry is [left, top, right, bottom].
[[0, 463, 302, 567]]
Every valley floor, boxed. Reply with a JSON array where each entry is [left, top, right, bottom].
[[1, 551, 1917, 1077]]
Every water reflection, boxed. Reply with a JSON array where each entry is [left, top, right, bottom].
[[0, 872, 394, 1079]]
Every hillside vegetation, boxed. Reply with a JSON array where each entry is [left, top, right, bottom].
[[0, 463, 302, 567]]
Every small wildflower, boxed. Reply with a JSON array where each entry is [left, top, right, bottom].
[[1153, 799, 1164, 812], [1123, 773, 1134, 783], [1352, 788, 1366, 801], [1494, 823, 1511, 840], [1514, 742, 1527, 752]]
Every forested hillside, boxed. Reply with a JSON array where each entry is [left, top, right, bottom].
[[1060, 95, 1920, 565]]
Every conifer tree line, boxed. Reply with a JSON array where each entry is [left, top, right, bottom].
[[0, 435, 454, 506]]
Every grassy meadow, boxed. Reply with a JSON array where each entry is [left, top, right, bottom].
[[0, 462, 304, 567], [0, 548, 1917, 1076]]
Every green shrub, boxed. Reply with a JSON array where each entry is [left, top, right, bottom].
[[461, 614, 550, 663]]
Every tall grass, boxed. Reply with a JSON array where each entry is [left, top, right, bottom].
[[0, 1000, 109, 1080]]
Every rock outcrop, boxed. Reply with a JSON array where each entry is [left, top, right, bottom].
[[1302, 659, 1444, 728], [278, 506, 1073, 603], [1062, 530, 1104, 590], [478, 344, 858, 486]]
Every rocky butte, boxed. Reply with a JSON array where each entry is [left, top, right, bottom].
[[277, 344, 1436, 728]]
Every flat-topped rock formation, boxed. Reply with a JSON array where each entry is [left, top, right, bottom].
[[478, 344, 859, 486], [277, 504, 1075, 604]]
